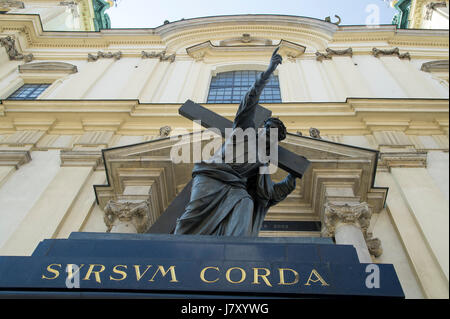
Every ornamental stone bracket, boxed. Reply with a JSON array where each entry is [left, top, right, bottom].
[[425, 2, 448, 20], [0, 150, 31, 168], [87, 51, 122, 62], [0, 35, 33, 62], [141, 50, 176, 62], [315, 47, 353, 62], [372, 47, 411, 60], [59, 150, 103, 168], [323, 202, 382, 261], [378, 151, 428, 171], [103, 199, 153, 233]]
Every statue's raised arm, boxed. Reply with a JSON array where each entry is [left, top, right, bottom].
[[233, 47, 283, 130]]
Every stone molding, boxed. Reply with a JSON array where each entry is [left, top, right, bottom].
[[0, 35, 33, 62], [0, 150, 31, 168], [18, 61, 78, 74], [378, 151, 428, 170], [59, 150, 103, 168], [421, 59, 449, 73], [315, 47, 353, 62], [186, 39, 305, 62], [0, 130, 45, 146], [103, 199, 152, 233], [87, 51, 121, 62], [372, 47, 411, 60], [218, 34, 273, 46]]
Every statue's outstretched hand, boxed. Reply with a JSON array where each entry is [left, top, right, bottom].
[[268, 47, 283, 73]]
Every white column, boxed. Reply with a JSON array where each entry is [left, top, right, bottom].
[[334, 223, 372, 263]]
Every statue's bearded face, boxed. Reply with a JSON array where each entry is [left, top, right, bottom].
[[264, 118, 286, 142]]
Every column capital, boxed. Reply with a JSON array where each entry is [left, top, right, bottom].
[[103, 199, 152, 233], [324, 202, 372, 237], [324, 201, 383, 258]]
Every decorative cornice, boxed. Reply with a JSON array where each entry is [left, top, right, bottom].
[[372, 47, 411, 60], [186, 39, 305, 62], [0, 150, 31, 168], [0, 14, 447, 56], [0, 35, 33, 62], [219, 33, 272, 46]]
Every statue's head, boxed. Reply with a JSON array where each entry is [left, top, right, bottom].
[[263, 117, 287, 141]]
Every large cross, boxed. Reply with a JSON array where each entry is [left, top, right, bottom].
[[147, 99, 310, 233]]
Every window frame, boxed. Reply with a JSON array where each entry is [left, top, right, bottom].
[[6, 83, 52, 100], [206, 70, 282, 104]]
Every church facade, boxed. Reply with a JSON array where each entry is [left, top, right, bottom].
[[0, 0, 448, 298]]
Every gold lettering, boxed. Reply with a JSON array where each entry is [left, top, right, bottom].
[[252, 268, 272, 287], [83, 264, 106, 283], [225, 267, 246, 284], [304, 269, 329, 286], [41, 264, 61, 280], [110, 265, 128, 281], [149, 265, 179, 283], [278, 268, 299, 285], [200, 266, 220, 283], [134, 265, 152, 281]]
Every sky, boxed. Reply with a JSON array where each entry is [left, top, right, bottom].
[[106, 0, 398, 28]]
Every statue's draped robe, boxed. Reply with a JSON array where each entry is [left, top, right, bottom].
[[174, 72, 296, 236]]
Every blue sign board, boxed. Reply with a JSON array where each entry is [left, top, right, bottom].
[[0, 233, 404, 298]]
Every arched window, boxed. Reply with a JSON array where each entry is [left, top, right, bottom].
[[207, 70, 281, 104]]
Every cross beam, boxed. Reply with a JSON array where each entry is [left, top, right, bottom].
[[179, 100, 310, 178], [147, 100, 310, 234]]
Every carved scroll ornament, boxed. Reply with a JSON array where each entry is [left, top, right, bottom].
[[142, 50, 175, 62], [372, 47, 411, 60]]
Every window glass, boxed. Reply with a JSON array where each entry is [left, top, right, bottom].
[[7, 84, 51, 100], [207, 71, 281, 103]]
